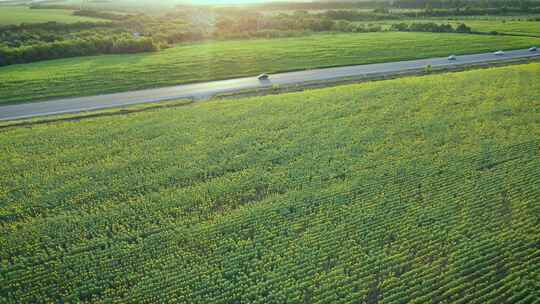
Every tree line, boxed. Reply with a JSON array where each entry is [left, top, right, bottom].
[[0, 36, 157, 66], [250, 0, 540, 11], [212, 12, 472, 37], [0, 21, 114, 48]]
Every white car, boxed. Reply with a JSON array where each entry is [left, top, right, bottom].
[[257, 73, 270, 80], [494, 50, 505, 56], [529, 47, 538, 52], [448, 55, 457, 61]]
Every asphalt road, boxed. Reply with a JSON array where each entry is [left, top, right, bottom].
[[1, 48, 538, 121]]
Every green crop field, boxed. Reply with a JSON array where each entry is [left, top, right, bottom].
[[0, 6, 104, 26], [1, 63, 539, 303], [1, 31, 540, 105]]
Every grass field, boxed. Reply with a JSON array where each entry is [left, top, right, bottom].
[[1, 31, 540, 105], [0, 6, 104, 26], [1, 63, 539, 303], [451, 20, 540, 37]]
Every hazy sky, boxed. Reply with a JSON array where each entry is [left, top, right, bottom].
[[0, 0, 311, 5]]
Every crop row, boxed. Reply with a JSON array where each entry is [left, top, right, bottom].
[[1, 141, 538, 303]]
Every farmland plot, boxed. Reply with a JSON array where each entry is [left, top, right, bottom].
[[0, 63, 539, 303]]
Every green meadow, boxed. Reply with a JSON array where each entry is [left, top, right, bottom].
[[1, 63, 539, 303], [1, 31, 540, 104]]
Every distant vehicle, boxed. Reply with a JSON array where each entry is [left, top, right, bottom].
[[258, 73, 269, 80], [448, 55, 457, 61], [529, 47, 537, 52], [494, 50, 505, 56]]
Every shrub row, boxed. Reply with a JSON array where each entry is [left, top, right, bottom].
[[72, 9, 130, 21], [390, 22, 472, 33]]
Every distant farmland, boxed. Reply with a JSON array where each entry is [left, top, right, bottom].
[[0, 6, 103, 25], [1, 31, 540, 105], [447, 19, 540, 37], [362, 19, 540, 37], [1, 63, 539, 303]]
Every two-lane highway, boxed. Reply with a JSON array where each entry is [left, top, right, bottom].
[[0, 48, 538, 121]]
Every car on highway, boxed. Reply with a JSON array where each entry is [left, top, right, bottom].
[[529, 47, 538, 52], [258, 73, 270, 80], [448, 55, 457, 61], [494, 50, 505, 56]]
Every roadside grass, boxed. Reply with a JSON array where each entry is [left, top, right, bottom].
[[1, 31, 540, 105], [0, 99, 193, 129], [0, 6, 104, 25], [1, 63, 539, 303]]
